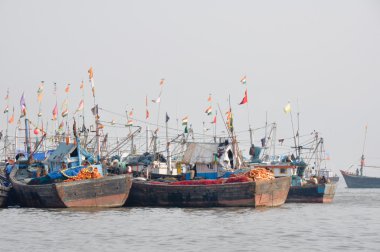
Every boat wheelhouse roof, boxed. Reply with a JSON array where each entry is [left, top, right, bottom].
[[182, 142, 223, 164]]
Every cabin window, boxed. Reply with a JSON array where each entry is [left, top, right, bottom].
[[280, 168, 286, 174]]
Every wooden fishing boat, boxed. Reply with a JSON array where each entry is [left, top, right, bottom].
[[10, 165, 132, 208], [0, 175, 10, 208], [127, 176, 290, 207]]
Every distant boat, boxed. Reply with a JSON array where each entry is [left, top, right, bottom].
[[340, 170, 380, 188], [340, 126, 380, 188], [127, 176, 291, 208]]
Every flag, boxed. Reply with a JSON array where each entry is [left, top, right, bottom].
[[207, 94, 212, 102], [205, 106, 212, 115], [91, 104, 98, 116], [61, 108, 68, 117], [129, 109, 134, 117], [20, 93, 27, 116], [284, 102, 291, 114], [5, 93, 9, 100], [38, 111, 42, 117], [182, 116, 188, 125], [37, 82, 44, 103], [211, 115, 217, 124], [240, 75, 247, 85], [278, 139, 284, 145], [8, 113, 14, 124], [152, 97, 161, 103], [8, 107, 14, 124], [166, 112, 170, 123], [58, 121, 64, 130], [111, 119, 116, 125], [76, 100, 84, 112], [52, 103, 58, 120], [65, 84, 70, 93], [145, 95, 149, 119], [88, 67, 94, 79], [88, 67, 95, 97], [160, 78, 165, 86], [239, 89, 248, 105], [184, 125, 188, 133], [80, 80, 84, 90], [126, 119, 133, 126], [3, 105, 8, 114]]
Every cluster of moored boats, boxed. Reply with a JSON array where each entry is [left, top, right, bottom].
[[0, 117, 339, 209], [7, 69, 379, 209]]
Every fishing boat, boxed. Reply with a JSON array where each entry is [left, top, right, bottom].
[[9, 119, 133, 208], [0, 174, 10, 208], [249, 125, 337, 203], [10, 164, 132, 208], [127, 174, 290, 208], [340, 170, 380, 188], [340, 126, 380, 188]]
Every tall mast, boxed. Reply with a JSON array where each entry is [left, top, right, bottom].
[[4, 88, 9, 161], [360, 125, 368, 176]]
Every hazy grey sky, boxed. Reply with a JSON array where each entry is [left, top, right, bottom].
[[1, 0, 379, 173]]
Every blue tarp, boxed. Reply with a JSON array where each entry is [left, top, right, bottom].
[[47, 166, 83, 180]]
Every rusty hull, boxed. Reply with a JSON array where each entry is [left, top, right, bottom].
[[127, 176, 290, 207], [10, 167, 132, 208]]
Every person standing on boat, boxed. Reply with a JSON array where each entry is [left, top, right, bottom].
[[356, 168, 359, 176]]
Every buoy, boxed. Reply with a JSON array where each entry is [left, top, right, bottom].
[[33, 128, 39, 135]]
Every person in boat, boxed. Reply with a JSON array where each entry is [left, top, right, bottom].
[[319, 176, 327, 184], [60, 162, 67, 171]]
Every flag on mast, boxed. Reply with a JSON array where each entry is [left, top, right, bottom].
[[152, 96, 161, 103], [240, 75, 247, 85], [65, 84, 70, 93], [284, 102, 291, 114], [205, 106, 212, 115], [160, 78, 165, 87], [76, 100, 84, 112], [80, 80, 84, 90], [166, 112, 170, 123], [207, 94, 212, 102], [182, 116, 188, 125], [52, 102, 58, 120], [88, 67, 95, 97], [239, 89, 248, 105], [20, 93, 27, 116], [8, 107, 14, 124], [37, 82, 44, 103], [145, 95, 150, 119], [3, 105, 8, 114]]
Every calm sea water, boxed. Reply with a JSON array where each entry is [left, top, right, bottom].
[[1, 182, 379, 252]]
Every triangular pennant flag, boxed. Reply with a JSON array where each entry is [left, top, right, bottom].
[[205, 106, 212, 115], [152, 97, 161, 103], [239, 89, 248, 105], [65, 84, 70, 93], [240, 75, 247, 85], [284, 102, 291, 114], [182, 116, 188, 125], [166, 112, 170, 123], [52, 103, 58, 120]]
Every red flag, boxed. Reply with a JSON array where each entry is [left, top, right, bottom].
[[239, 89, 248, 105], [212, 115, 216, 124], [65, 84, 70, 93], [146, 109, 150, 119]]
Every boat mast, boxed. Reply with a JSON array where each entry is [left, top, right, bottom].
[[360, 125, 368, 176], [4, 88, 9, 161]]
